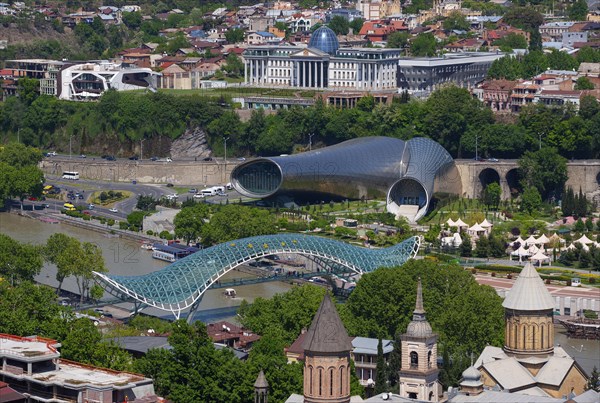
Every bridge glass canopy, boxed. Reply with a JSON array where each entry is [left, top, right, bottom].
[[94, 234, 420, 317]]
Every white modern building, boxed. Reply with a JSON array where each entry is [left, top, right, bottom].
[[244, 26, 401, 91], [59, 62, 160, 101]]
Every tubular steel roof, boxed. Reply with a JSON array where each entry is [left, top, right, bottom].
[[94, 234, 420, 318]]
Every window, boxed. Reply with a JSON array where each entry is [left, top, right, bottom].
[[319, 368, 323, 396], [410, 351, 418, 368], [330, 368, 333, 396]]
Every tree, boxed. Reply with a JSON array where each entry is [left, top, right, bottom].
[[579, 95, 599, 119], [122, 11, 142, 30], [587, 366, 600, 392], [127, 211, 147, 229], [518, 147, 568, 200], [443, 11, 470, 31], [387, 31, 410, 49], [374, 337, 388, 393], [328, 15, 349, 35], [340, 260, 505, 357], [349, 18, 364, 34], [224, 28, 245, 44], [460, 233, 472, 257], [0, 234, 43, 284], [575, 77, 595, 90], [493, 33, 528, 51], [410, 33, 437, 57], [503, 7, 544, 31], [569, 0, 589, 21], [520, 186, 542, 215], [222, 53, 244, 77], [201, 205, 277, 246], [174, 203, 210, 244], [44, 233, 80, 295], [483, 182, 501, 210], [487, 56, 524, 80], [17, 77, 40, 106], [546, 49, 578, 71]]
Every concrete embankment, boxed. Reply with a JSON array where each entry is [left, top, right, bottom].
[[17, 210, 161, 243]]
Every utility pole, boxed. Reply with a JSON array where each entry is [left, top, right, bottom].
[[223, 136, 229, 162], [308, 133, 315, 151]]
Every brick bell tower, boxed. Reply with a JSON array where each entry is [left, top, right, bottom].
[[303, 294, 353, 403]]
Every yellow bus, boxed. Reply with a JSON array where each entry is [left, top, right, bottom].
[[63, 203, 76, 211], [42, 185, 53, 195]]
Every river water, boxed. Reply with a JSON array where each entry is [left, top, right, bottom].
[[1, 213, 598, 374], [0, 212, 294, 322]]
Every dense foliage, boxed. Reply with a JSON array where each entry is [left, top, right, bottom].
[[0, 143, 44, 205]]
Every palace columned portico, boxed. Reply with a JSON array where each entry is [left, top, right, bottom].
[[292, 58, 329, 88]]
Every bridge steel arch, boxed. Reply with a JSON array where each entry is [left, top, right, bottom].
[[93, 234, 421, 319]]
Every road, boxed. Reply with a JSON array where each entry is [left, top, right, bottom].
[[27, 176, 174, 220], [475, 274, 600, 301]]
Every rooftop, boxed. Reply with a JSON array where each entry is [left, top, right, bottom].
[[502, 263, 555, 311]]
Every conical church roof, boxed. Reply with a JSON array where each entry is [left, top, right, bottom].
[[302, 293, 353, 353], [502, 263, 554, 311], [254, 370, 269, 388]]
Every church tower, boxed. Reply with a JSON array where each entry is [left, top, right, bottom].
[[503, 263, 555, 359], [399, 278, 442, 401], [303, 294, 353, 403], [254, 370, 269, 403]]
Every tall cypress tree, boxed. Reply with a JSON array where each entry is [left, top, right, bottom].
[[578, 187, 587, 217], [387, 333, 402, 388], [375, 337, 387, 394]]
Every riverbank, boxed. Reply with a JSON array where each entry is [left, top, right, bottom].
[[13, 209, 161, 243]]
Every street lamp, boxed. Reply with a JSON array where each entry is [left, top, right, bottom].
[[69, 135, 73, 160], [140, 138, 146, 161], [308, 133, 315, 151], [223, 136, 230, 162]]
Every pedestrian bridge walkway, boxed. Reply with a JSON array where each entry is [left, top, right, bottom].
[[93, 233, 421, 319]]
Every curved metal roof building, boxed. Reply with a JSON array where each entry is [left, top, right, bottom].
[[94, 234, 420, 319], [231, 137, 459, 222]]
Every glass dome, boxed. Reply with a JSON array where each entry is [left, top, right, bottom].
[[308, 26, 339, 55]]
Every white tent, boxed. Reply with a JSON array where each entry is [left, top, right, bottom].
[[452, 232, 463, 247], [536, 234, 550, 244], [511, 245, 531, 262], [469, 223, 485, 232], [454, 218, 468, 228], [575, 234, 594, 245], [480, 218, 493, 228], [530, 250, 550, 267], [528, 244, 539, 255], [510, 236, 525, 247], [446, 218, 457, 227], [524, 235, 539, 246], [568, 242, 590, 252]]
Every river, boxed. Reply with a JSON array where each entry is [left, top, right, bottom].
[[0, 212, 295, 322], [1, 213, 598, 374]]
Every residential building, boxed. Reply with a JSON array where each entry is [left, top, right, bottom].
[[205, 321, 261, 350], [246, 31, 281, 45], [510, 80, 539, 112], [359, 20, 408, 42], [397, 52, 504, 94], [353, 337, 394, 388], [476, 79, 517, 112], [244, 26, 400, 91], [563, 31, 588, 48], [539, 22, 576, 41], [0, 333, 161, 402]]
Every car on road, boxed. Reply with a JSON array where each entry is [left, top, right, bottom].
[[166, 183, 174, 187], [487, 157, 499, 162], [79, 154, 86, 158], [150, 156, 158, 161], [237, 157, 246, 161], [43, 203, 50, 209], [128, 155, 139, 160], [46, 151, 57, 157], [473, 156, 485, 162], [105, 156, 116, 161], [78, 194, 84, 199], [88, 204, 95, 209], [109, 208, 118, 213], [189, 188, 198, 193], [203, 157, 213, 161]]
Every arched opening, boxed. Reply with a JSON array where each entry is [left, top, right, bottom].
[[409, 392, 418, 399], [428, 350, 433, 368], [231, 159, 283, 198], [478, 168, 500, 196], [330, 368, 334, 396], [339, 367, 344, 395], [410, 351, 419, 369], [309, 366, 313, 395], [429, 391, 434, 401], [387, 178, 428, 222], [319, 368, 323, 396], [506, 169, 523, 198]]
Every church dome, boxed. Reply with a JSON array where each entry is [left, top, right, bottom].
[[406, 320, 433, 338], [462, 366, 481, 382], [308, 26, 339, 55]]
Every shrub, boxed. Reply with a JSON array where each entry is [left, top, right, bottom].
[[82, 214, 91, 221], [589, 277, 596, 284], [471, 268, 477, 274], [119, 222, 129, 230], [107, 219, 115, 226], [146, 230, 154, 236], [491, 272, 496, 277]]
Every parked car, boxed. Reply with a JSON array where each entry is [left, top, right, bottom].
[[105, 156, 116, 161], [47, 151, 57, 157], [109, 208, 118, 213], [203, 157, 213, 161], [88, 204, 95, 210], [487, 157, 499, 162], [166, 183, 174, 187], [129, 155, 139, 160], [237, 157, 246, 161], [150, 156, 158, 161], [189, 188, 198, 193], [79, 154, 86, 158]]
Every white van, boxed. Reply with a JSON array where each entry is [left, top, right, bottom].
[[201, 188, 218, 196], [214, 186, 225, 194]]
